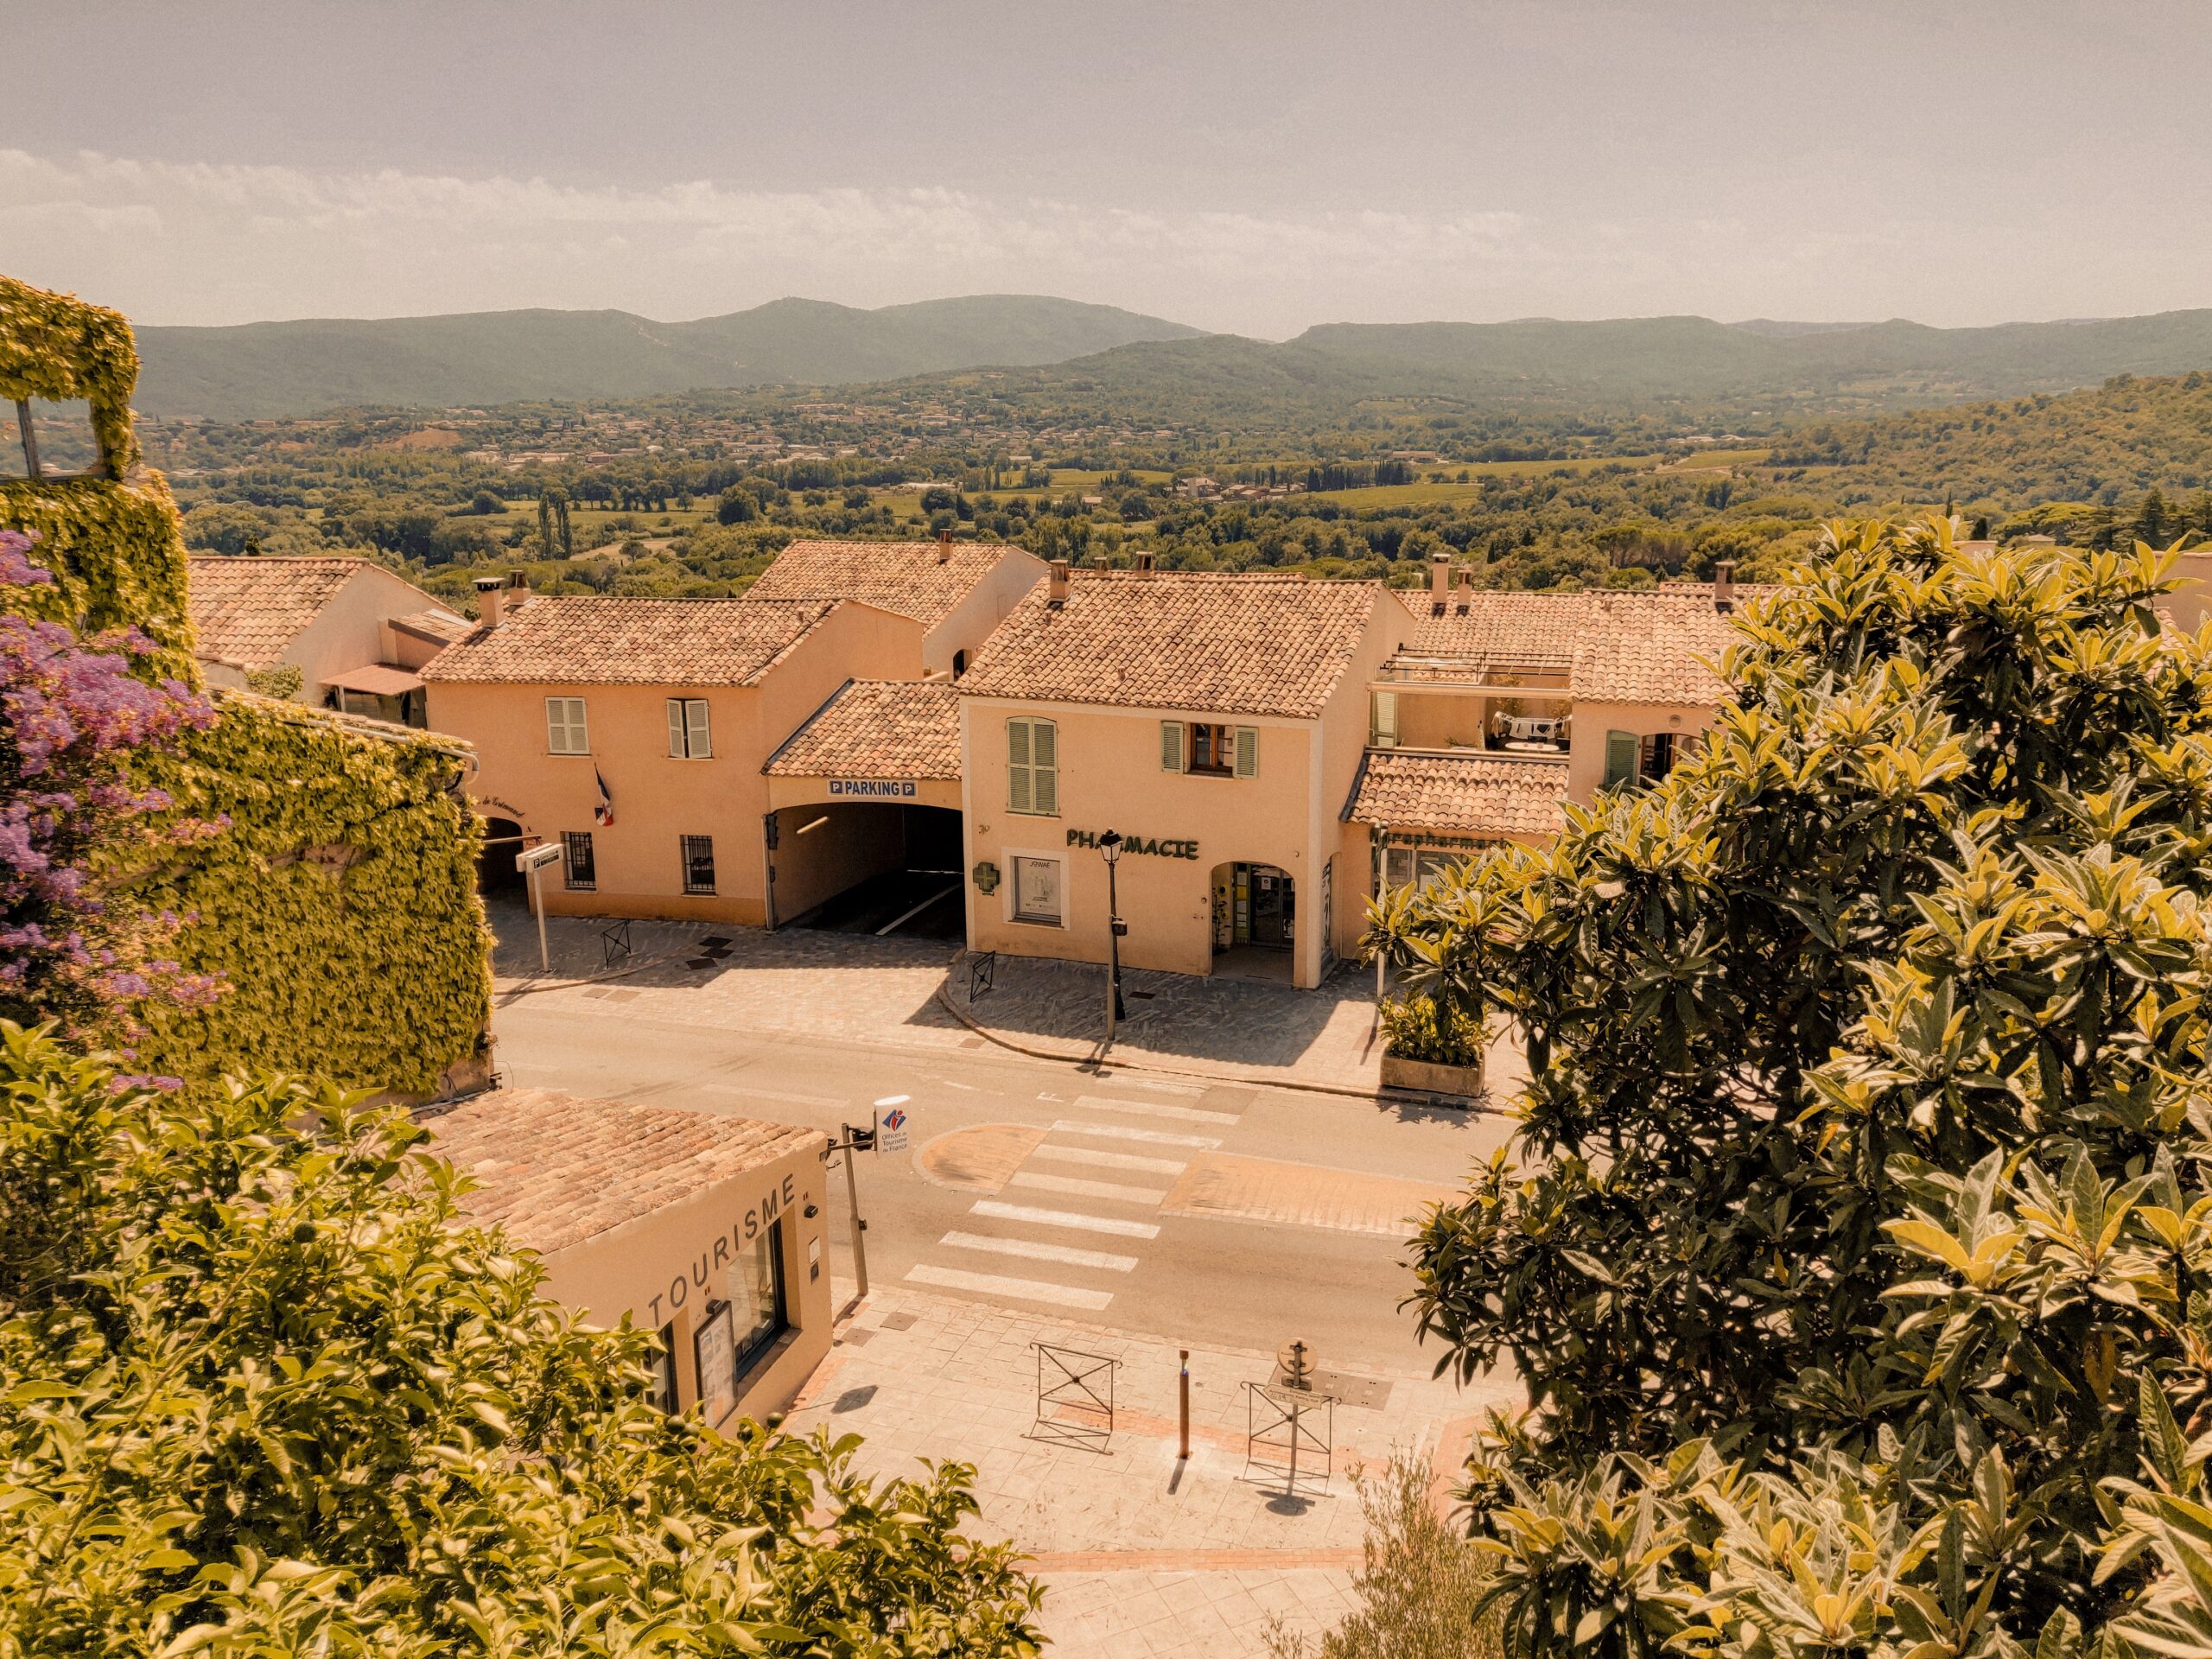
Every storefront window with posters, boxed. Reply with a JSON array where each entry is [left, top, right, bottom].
[[430, 1088, 832, 1427]]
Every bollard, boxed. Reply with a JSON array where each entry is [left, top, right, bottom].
[[1179, 1350, 1191, 1460]]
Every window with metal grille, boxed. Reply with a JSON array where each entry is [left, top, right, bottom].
[[666, 698, 712, 759], [681, 835, 716, 895], [562, 830, 596, 890]]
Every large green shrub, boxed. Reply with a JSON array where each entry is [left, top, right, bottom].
[[1405, 521, 2212, 1656], [0, 1025, 1043, 1655]]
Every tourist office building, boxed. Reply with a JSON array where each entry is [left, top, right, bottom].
[[423, 537, 1753, 991]]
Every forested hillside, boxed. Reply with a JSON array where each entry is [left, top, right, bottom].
[[134, 295, 1206, 419], [1771, 369, 2212, 502]]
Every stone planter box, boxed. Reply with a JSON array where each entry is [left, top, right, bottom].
[[1380, 1052, 1485, 1099]]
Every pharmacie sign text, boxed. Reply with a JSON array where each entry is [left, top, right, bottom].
[[1066, 830, 1199, 860]]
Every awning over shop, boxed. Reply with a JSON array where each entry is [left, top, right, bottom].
[[322, 663, 425, 697]]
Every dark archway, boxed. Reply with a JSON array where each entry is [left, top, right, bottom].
[[476, 817, 526, 895], [768, 803, 964, 939]]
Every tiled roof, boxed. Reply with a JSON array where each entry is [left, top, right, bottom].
[[765, 678, 962, 779], [1570, 591, 1755, 705], [1344, 751, 1567, 836], [1391, 588, 1592, 664], [391, 608, 473, 645], [421, 596, 840, 686], [429, 1088, 820, 1257], [961, 572, 1383, 720], [187, 555, 370, 668], [746, 538, 1034, 630]]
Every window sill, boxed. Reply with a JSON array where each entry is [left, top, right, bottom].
[[1186, 766, 1234, 778], [1009, 913, 1065, 929], [1006, 810, 1060, 818]]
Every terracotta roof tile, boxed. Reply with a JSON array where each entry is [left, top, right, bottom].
[[429, 1088, 820, 1256], [764, 678, 962, 779], [391, 608, 473, 645], [746, 538, 1035, 630], [187, 555, 373, 668], [1569, 592, 1755, 705], [1391, 588, 1592, 664], [961, 572, 1382, 720], [1344, 751, 1567, 836], [421, 596, 840, 686]]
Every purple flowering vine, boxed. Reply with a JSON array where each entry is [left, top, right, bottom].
[[0, 528, 221, 1033]]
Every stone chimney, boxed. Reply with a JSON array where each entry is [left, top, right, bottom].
[[1713, 560, 1736, 614], [1134, 550, 1155, 576], [1047, 558, 1071, 608], [1429, 552, 1451, 613], [1454, 569, 1473, 615], [474, 575, 505, 629], [507, 570, 531, 607], [936, 527, 954, 563]]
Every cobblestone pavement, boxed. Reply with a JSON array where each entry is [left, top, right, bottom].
[[788, 1281, 1516, 1658], [487, 899, 1529, 1103]]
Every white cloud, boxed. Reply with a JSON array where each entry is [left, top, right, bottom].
[[3, 148, 2209, 334]]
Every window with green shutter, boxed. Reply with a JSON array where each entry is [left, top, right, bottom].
[[1007, 716, 1058, 816], [1160, 720, 1185, 772], [1370, 690, 1398, 748], [1604, 730, 1638, 790], [1234, 726, 1258, 779]]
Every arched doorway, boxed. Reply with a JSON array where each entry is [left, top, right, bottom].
[[476, 817, 527, 896], [1210, 861, 1295, 982]]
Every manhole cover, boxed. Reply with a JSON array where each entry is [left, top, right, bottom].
[[683, 957, 715, 970], [880, 1312, 918, 1332], [1128, 990, 1156, 1001], [699, 935, 734, 947], [839, 1328, 874, 1347]]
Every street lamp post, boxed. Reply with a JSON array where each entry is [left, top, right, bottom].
[[1098, 830, 1127, 1045]]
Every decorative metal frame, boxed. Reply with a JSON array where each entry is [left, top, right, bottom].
[[1030, 1341, 1120, 1451], [969, 949, 998, 1001], [1244, 1380, 1337, 1494]]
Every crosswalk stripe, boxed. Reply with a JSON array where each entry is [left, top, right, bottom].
[[1052, 1119, 1221, 1149], [906, 1263, 1114, 1310], [1011, 1170, 1167, 1205], [970, 1199, 1161, 1238], [939, 1230, 1138, 1272], [1074, 1094, 1240, 1125], [1030, 1143, 1188, 1175]]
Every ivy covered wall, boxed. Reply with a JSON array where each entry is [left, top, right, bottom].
[[3, 272, 492, 1096]]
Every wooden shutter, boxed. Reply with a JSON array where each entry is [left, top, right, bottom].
[[666, 700, 686, 757], [1370, 690, 1398, 747], [685, 699, 712, 759], [1604, 730, 1637, 790], [1235, 727, 1258, 778], [1033, 721, 1058, 816], [1007, 718, 1033, 814], [1161, 720, 1185, 772]]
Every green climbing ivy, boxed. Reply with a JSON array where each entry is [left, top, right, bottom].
[[2, 271, 490, 1096]]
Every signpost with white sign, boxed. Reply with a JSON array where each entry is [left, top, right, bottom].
[[515, 841, 563, 972], [874, 1095, 912, 1153]]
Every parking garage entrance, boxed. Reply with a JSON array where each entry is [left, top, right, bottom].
[[763, 792, 966, 941]]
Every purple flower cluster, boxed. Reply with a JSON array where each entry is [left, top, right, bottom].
[[0, 528, 222, 1029]]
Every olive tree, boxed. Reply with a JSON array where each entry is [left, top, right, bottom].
[[0, 1026, 1041, 1656], [1404, 520, 2212, 1657]]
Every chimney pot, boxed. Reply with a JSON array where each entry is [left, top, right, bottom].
[[1047, 558, 1071, 608], [1430, 552, 1452, 613], [1713, 559, 1737, 614], [473, 575, 504, 629], [1135, 550, 1155, 576], [936, 526, 953, 563]]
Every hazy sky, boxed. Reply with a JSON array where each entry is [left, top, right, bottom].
[[10, 1, 2210, 335]]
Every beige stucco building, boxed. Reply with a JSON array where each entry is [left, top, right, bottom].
[[188, 554, 469, 723], [745, 534, 1046, 678], [432, 1088, 833, 1424]]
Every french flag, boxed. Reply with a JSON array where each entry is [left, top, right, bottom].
[[594, 768, 614, 827]]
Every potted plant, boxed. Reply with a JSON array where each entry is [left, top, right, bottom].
[[1360, 861, 1500, 1100]]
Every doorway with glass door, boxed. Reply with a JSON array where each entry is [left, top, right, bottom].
[[1214, 861, 1296, 982]]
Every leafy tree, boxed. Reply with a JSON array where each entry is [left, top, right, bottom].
[[1402, 521, 2212, 1656], [717, 484, 760, 524], [0, 1026, 1043, 1655], [466, 488, 506, 515]]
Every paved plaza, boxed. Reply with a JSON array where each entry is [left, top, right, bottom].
[[788, 1281, 1515, 1658]]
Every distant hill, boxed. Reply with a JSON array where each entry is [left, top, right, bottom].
[[907, 310, 2212, 429], [1770, 368, 2212, 505], [133, 295, 1210, 420]]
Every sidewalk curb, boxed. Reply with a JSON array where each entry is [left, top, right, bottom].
[[932, 978, 1497, 1112]]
